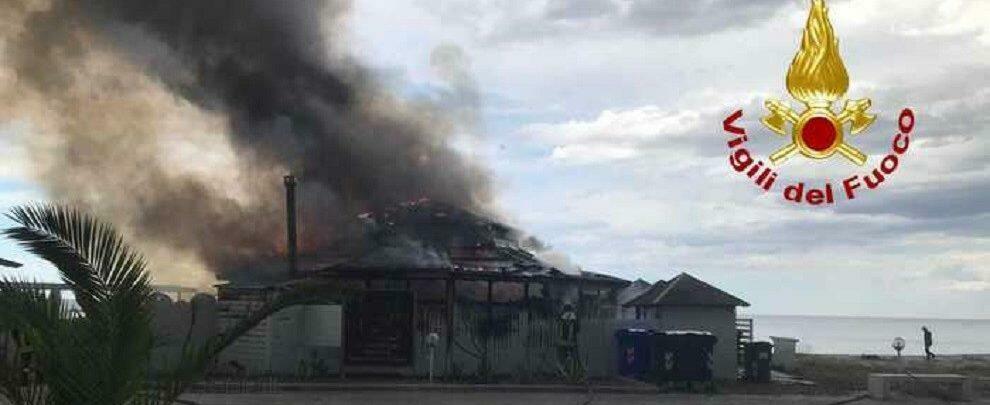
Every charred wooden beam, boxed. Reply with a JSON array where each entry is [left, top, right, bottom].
[[283, 174, 298, 277], [445, 276, 455, 375]]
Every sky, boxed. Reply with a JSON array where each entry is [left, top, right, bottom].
[[1, 0, 988, 318]]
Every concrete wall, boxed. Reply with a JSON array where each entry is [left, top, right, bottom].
[[216, 299, 272, 373], [267, 305, 343, 376], [150, 293, 217, 371], [163, 295, 344, 377]]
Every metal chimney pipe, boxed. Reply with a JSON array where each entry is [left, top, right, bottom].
[[284, 174, 298, 277]]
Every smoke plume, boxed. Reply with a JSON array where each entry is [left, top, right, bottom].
[[0, 0, 493, 285]]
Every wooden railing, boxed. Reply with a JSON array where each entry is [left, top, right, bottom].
[[735, 317, 753, 366]]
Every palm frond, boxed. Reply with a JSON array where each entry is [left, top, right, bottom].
[[1, 205, 155, 405], [0, 257, 22, 268], [0, 205, 353, 404], [3, 204, 152, 315], [150, 285, 352, 403], [0, 280, 75, 405]]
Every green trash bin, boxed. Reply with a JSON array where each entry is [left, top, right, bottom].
[[653, 331, 717, 383], [744, 341, 773, 383]]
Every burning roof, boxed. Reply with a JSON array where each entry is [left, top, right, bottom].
[[349, 198, 541, 270], [313, 199, 626, 285]]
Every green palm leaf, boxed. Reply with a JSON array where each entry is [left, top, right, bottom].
[[150, 284, 350, 404], [2, 205, 154, 405], [0, 280, 69, 405], [1, 204, 352, 405]]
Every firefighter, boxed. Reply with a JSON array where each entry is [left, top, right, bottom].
[[560, 303, 578, 343]]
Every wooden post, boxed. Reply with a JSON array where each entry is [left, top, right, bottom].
[[523, 281, 531, 377], [487, 280, 494, 330], [577, 278, 584, 320], [485, 280, 494, 376], [340, 300, 348, 380], [445, 276, 455, 376], [524, 281, 531, 322]]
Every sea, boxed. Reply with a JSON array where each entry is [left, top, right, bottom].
[[750, 315, 990, 355]]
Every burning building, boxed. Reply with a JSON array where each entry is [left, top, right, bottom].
[[207, 179, 750, 381], [1, 0, 751, 381], [213, 178, 630, 377], [4, 0, 642, 379]]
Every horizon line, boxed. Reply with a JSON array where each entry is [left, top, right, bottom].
[[744, 313, 990, 322]]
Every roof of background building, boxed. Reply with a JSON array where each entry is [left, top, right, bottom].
[[624, 272, 749, 307], [617, 278, 656, 306]]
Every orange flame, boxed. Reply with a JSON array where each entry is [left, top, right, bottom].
[[786, 0, 849, 106]]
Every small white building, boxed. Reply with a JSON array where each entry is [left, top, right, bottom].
[[214, 286, 342, 376], [622, 273, 750, 380]]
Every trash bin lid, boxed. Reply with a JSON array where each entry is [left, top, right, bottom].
[[615, 328, 654, 336], [662, 330, 712, 335]]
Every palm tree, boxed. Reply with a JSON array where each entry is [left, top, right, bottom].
[[0, 204, 346, 405], [0, 258, 22, 268]]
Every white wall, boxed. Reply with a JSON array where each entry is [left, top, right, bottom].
[[303, 305, 342, 347], [269, 305, 343, 375], [215, 302, 343, 376], [217, 299, 273, 373], [150, 293, 219, 372]]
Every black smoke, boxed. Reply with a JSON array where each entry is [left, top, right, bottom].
[[0, 0, 493, 282]]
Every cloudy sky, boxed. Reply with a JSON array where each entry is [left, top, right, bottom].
[[1, 0, 988, 318]]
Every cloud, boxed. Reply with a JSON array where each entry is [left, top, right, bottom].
[[544, 0, 618, 20], [519, 63, 990, 201], [548, 143, 637, 164], [624, 0, 790, 36], [870, 0, 990, 44], [435, 0, 990, 46], [414, 0, 794, 45], [836, 177, 990, 220], [520, 105, 711, 163], [339, 0, 990, 316], [502, 54, 989, 315]]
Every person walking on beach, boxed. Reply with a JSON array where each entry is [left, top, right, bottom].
[[922, 326, 935, 360]]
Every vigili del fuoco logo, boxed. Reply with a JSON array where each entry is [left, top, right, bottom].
[[721, 0, 915, 206]]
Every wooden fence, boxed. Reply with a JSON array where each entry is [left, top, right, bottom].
[[411, 302, 663, 379]]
